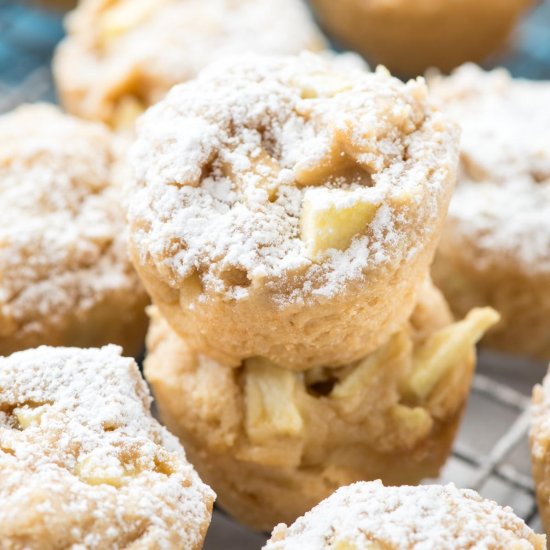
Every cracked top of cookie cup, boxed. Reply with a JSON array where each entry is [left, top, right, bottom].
[[127, 52, 460, 370], [144, 281, 499, 531]]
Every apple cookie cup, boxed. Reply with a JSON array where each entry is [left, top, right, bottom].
[[0, 345, 214, 548], [429, 65, 550, 361], [128, 54, 459, 370], [144, 283, 498, 531], [0, 104, 148, 358]]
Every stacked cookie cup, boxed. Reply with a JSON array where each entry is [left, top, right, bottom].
[[123, 51, 499, 530]]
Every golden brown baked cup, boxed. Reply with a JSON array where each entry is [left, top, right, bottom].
[[310, 0, 535, 76], [144, 280, 498, 531], [128, 53, 459, 371], [264, 481, 546, 549], [431, 65, 550, 361], [0, 104, 148, 357], [530, 366, 550, 537], [53, 0, 326, 129], [0, 345, 215, 548]]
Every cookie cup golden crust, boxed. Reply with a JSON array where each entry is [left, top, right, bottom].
[[0, 284, 149, 359], [310, 0, 534, 75], [135, 241, 444, 370], [144, 281, 498, 531], [128, 54, 459, 370]]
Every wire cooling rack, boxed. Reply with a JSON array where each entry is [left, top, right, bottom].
[[1, 2, 549, 547]]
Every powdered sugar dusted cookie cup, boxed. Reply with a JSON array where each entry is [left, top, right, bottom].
[[0, 345, 214, 548], [0, 104, 148, 357], [144, 280, 498, 530], [264, 481, 545, 549], [54, 0, 326, 129], [128, 53, 459, 370], [431, 65, 550, 361]]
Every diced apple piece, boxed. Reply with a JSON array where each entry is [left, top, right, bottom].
[[76, 456, 125, 487], [13, 404, 46, 429], [405, 307, 500, 401], [301, 188, 379, 258], [235, 442, 302, 469], [296, 72, 353, 100], [244, 357, 303, 444], [331, 331, 409, 401]]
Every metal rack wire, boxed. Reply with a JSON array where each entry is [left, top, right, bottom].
[[447, 373, 538, 526], [1, 2, 548, 548]]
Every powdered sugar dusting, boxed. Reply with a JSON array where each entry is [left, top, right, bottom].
[[0, 104, 143, 341], [265, 481, 542, 549], [128, 53, 458, 303], [0, 345, 214, 547], [430, 64, 550, 272]]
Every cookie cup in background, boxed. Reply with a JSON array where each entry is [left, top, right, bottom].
[[310, 0, 535, 75]]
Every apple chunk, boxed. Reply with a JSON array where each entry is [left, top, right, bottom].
[[244, 357, 303, 444], [301, 188, 380, 258], [405, 307, 500, 401]]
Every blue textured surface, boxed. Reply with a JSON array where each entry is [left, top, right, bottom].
[[501, 0, 550, 79], [0, 1, 63, 94]]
